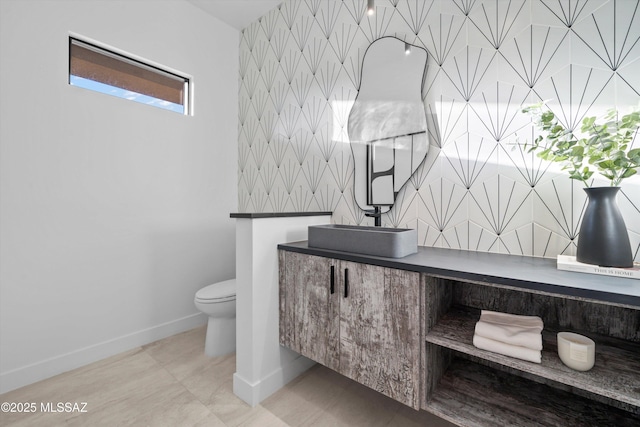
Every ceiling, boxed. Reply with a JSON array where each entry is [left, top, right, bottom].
[[186, 0, 282, 30]]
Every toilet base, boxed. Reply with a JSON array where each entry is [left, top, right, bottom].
[[204, 315, 236, 357]]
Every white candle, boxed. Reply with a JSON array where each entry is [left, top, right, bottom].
[[557, 332, 595, 371]]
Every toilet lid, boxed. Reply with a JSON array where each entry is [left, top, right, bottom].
[[195, 279, 236, 301]]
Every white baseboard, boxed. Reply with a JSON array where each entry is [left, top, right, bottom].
[[0, 313, 207, 394], [232, 355, 316, 407]]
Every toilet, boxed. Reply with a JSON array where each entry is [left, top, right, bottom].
[[194, 279, 236, 357]]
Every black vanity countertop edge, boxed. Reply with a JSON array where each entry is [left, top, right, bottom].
[[278, 241, 640, 308], [230, 212, 332, 219]]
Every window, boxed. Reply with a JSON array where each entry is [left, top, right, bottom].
[[69, 37, 190, 115]]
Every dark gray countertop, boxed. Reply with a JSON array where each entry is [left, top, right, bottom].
[[230, 212, 331, 219], [278, 241, 640, 308]]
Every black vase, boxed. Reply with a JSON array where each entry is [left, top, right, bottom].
[[576, 187, 633, 268]]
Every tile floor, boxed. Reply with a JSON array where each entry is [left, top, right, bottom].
[[0, 326, 453, 426]]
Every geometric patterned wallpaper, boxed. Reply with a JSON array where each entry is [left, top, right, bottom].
[[237, 0, 640, 261]]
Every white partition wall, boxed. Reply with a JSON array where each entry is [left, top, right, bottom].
[[232, 213, 331, 406]]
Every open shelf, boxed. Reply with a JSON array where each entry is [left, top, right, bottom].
[[425, 305, 640, 410], [426, 358, 640, 427]]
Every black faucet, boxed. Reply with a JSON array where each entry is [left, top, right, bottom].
[[364, 206, 382, 227]]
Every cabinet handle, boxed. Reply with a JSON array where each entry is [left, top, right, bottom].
[[344, 268, 349, 298], [330, 265, 335, 294]]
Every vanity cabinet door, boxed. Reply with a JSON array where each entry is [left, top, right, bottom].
[[279, 250, 340, 370], [279, 251, 421, 409], [338, 260, 421, 409]]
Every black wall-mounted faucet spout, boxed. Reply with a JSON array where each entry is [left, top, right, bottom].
[[364, 206, 382, 227]]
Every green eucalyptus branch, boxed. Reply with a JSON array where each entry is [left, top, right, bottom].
[[522, 104, 640, 187]]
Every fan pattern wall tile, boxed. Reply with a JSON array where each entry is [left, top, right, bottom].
[[237, 0, 640, 261]]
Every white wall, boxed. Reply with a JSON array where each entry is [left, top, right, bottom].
[[0, 0, 238, 393], [236, 0, 640, 260]]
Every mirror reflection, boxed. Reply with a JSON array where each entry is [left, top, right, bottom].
[[348, 37, 429, 219]]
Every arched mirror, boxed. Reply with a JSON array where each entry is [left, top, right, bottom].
[[348, 36, 429, 220]]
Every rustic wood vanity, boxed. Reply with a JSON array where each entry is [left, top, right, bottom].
[[278, 241, 640, 426]]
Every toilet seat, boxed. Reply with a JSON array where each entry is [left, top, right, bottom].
[[195, 279, 236, 303]]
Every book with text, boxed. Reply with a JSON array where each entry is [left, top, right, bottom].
[[557, 255, 640, 280]]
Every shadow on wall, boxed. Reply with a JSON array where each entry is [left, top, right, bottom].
[[145, 223, 236, 320]]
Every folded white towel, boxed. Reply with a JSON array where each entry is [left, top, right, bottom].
[[473, 335, 542, 364], [474, 310, 543, 351], [475, 322, 543, 350], [479, 310, 544, 329]]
